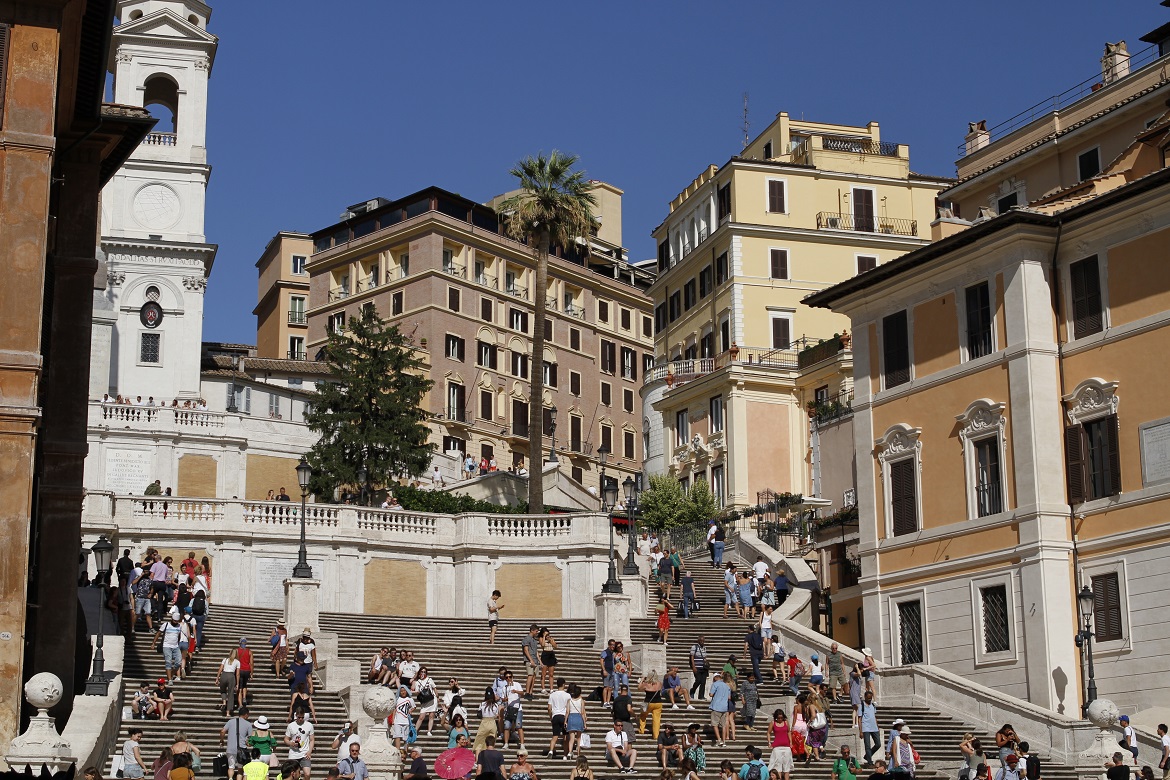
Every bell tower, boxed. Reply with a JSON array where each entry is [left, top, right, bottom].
[[92, 0, 219, 401]]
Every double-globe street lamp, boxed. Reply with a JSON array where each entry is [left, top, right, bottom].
[[622, 474, 641, 576], [293, 456, 314, 578], [598, 445, 622, 594], [85, 534, 115, 695]]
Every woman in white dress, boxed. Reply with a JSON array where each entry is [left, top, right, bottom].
[[413, 667, 438, 736]]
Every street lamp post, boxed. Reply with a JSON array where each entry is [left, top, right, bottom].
[[85, 535, 115, 695], [293, 457, 314, 578], [547, 406, 558, 465], [622, 474, 641, 576], [1077, 585, 1098, 714], [598, 446, 622, 594], [357, 464, 368, 507]]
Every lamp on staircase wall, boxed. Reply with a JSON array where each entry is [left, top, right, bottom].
[[622, 474, 641, 576], [1076, 585, 1098, 714], [599, 445, 622, 594]]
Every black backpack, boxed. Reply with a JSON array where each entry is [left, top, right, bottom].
[[192, 592, 206, 615]]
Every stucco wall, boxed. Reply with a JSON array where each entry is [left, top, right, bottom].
[[246, 453, 301, 500], [494, 563, 563, 619], [364, 559, 427, 616], [177, 453, 217, 497]]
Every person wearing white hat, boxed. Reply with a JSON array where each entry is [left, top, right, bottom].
[[247, 716, 280, 768], [271, 620, 289, 678]]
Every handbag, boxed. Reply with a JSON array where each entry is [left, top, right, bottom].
[[111, 756, 125, 779], [191, 753, 202, 772], [810, 712, 827, 730], [213, 754, 229, 777], [580, 733, 592, 749], [418, 688, 435, 705]]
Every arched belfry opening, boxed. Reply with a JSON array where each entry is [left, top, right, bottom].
[[143, 74, 179, 133]]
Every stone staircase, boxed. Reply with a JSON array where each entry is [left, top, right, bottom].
[[102, 564, 1083, 780]]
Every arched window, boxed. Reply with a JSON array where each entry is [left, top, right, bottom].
[[143, 74, 179, 133]]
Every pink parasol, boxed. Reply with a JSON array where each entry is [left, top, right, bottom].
[[435, 747, 475, 780]]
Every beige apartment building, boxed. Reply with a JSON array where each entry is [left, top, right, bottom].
[[305, 185, 654, 492], [806, 23, 1170, 714], [254, 231, 312, 359], [641, 112, 949, 510]]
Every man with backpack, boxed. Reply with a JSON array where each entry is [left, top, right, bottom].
[[833, 746, 860, 780], [738, 745, 767, 780], [1017, 742, 1040, 780]]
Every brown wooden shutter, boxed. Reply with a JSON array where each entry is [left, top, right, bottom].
[[883, 311, 910, 387], [771, 318, 791, 349], [448, 288, 460, 312], [1065, 425, 1086, 505], [1091, 572, 1124, 642], [570, 415, 582, 449], [481, 298, 493, 322], [624, 430, 636, 459], [570, 372, 581, 396], [890, 459, 917, 535], [601, 382, 611, 406], [601, 425, 613, 453], [1070, 257, 1103, 338], [0, 24, 9, 127], [768, 180, 785, 213], [1105, 413, 1121, 496], [770, 249, 788, 280]]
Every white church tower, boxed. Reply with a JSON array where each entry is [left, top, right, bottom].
[[92, 0, 218, 402]]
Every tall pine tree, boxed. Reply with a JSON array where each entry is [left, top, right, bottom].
[[304, 307, 434, 498]]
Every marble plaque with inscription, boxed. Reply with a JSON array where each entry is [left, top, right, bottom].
[[254, 556, 324, 609], [1140, 420, 1170, 486], [104, 449, 155, 494]]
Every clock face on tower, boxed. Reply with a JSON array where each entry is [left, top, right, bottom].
[[132, 184, 182, 230]]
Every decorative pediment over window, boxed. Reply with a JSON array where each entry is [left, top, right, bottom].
[[956, 399, 1007, 447], [1063, 378, 1119, 425], [874, 423, 922, 466]]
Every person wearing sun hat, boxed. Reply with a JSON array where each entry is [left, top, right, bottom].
[[247, 716, 280, 767], [271, 619, 289, 677], [890, 725, 915, 776]]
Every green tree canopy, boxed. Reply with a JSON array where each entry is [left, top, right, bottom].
[[638, 474, 688, 530], [498, 151, 597, 513], [304, 307, 434, 498], [685, 478, 718, 526]]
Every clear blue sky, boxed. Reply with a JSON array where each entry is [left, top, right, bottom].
[[199, 0, 1167, 343]]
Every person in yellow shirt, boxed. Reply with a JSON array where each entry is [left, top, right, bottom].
[[243, 749, 271, 780]]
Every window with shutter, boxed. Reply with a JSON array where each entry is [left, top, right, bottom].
[[481, 298, 493, 322], [965, 282, 993, 359], [1070, 256, 1103, 338], [624, 430, 636, 459], [392, 291, 404, 315], [601, 382, 611, 406], [601, 340, 616, 373], [883, 310, 911, 388], [570, 371, 581, 396], [890, 459, 917, 536], [570, 328, 581, 351], [770, 249, 789, 280], [623, 388, 634, 413], [601, 425, 612, 453], [857, 255, 878, 274], [1065, 425, 1087, 504], [448, 288, 460, 312], [716, 253, 729, 284], [771, 317, 791, 349], [543, 407, 554, 436], [1084, 414, 1121, 499], [767, 180, 786, 213], [544, 318, 552, 341], [479, 389, 493, 420], [570, 415, 582, 450], [717, 184, 732, 220], [1091, 572, 1124, 642]]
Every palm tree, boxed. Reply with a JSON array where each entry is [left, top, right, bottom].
[[499, 151, 597, 513]]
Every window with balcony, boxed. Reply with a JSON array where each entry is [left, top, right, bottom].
[[965, 282, 993, 360], [288, 336, 305, 361], [684, 279, 697, 310], [699, 266, 713, 298], [570, 415, 583, 452], [601, 381, 612, 407], [720, 317, 730, 353], [770, 249, 789, 280], [770, 315, 791, 350], [621, 347, 637, 381], [510, 351, 529, 379], [676, 410, 689, 446], [446, 383, 466, 422], [291, 255, 307, 275], [882, 310, 911, 389], [445, 334, 465, 361], [710, 395, 724, 433], [700, 332, 715, 359], [570, 371, 581, 396], [684, 344, 698, 360], [289, 296, 306, 325], [509, 308, 529, 333], [448, 288, 460, 313]]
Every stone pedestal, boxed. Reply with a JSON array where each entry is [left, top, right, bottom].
[[320, 659, 362, 692], [5, 673, 77, 774], [631, 643, 668, 679], [595, 592, 632, 649], [619, 574, 646, 618], [1077, 699, 1125, 780], [361, 686, 403, 780], [284, 577, 322, 635]]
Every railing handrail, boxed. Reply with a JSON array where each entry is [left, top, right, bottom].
[[819, 133, 901, 157], [816, 211, 918, 237], [287, 310, 307, 324]]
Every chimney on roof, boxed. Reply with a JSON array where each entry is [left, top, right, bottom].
[[1101, 41, 1130, 85], [965, 120, 989, 155]]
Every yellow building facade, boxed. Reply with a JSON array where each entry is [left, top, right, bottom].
[[254, 231, 312, 360], [807, 33, 1170, 714], [641, 112, 948, 510]]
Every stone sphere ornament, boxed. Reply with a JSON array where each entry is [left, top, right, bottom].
[[24, 673, 64, 712], [1086, 698, 1120, 729], [362, 684, 396, 720]]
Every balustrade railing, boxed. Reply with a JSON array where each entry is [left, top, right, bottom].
[[443, 263, 466, 278], [355, 509, 438, 533], [98, 403, 225, 428], [132, 498, 224, 523], [506, 285, 529, 300], [242, 501, 340, 526], [487, 516, 572, 536], [143, 132, 177, 147], [820, 134, 901, 156], [288, 311, 307, 324], [816, 211, 917, 237]]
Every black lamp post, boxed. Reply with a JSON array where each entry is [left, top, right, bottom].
[[622, 475, 641, 576], [293, 457, 314, 578], [598, 446, 622, 594], [1077, 585, 1098, 714], [357, 463, 368, 507], [547, 406, 558, 465], [226, 355, 240, 413], [85, 535, 115, 695]]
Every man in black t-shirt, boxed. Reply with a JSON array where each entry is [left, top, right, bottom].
[[1105, 753, 1131, 780], [475, 737, 504, 780], [612, 685, 636, 743], [403, 747, 428, 780], [864, 758, 889, 780], [657, 724, 683, 768]]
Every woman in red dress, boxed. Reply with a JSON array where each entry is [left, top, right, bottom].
[[656, 596, 673, 643]]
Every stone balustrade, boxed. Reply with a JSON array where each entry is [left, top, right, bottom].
[[82, 493, 614, 618]]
